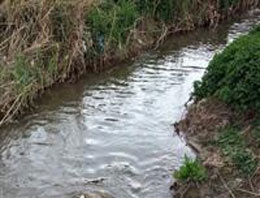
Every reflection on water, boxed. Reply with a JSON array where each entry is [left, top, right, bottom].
[[0, 10, 259, 198]]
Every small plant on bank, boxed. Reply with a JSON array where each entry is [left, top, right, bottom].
[[217, 126, 258, 176], [174, 155, 207, 183]]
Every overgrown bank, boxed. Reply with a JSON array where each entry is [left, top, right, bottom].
[[173, 26, 260, 197], [0, 0, 259, 126]]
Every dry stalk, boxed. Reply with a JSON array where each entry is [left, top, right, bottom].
[[217, 171, 236, 198]]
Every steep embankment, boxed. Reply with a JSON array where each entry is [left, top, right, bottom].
[[174, 26, 260, 198], [0, 0, 259, 125]]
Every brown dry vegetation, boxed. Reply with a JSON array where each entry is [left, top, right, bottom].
[[176, 99, 233, 141], [0, 0, 259, 126]]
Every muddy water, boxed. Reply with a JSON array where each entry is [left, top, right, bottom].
[[0, 10, 259, 198]]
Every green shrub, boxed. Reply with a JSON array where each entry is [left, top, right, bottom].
[[193, 26, 260, 112], [174, 155, 207, 183]]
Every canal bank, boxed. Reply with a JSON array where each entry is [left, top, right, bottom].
[[0, 0, 260, 126], [173, 22, 260, 197]]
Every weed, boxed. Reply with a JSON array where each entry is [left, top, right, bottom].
[[174, 155, 207, 183], [87, 0, 138, 53], [217, 127, 258, 176], [12, 55, 34, 92]]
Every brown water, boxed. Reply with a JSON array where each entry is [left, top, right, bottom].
[[0, 10, 259, 198]]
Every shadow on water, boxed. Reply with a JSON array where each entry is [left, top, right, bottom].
[[0, 9, 259, 198]]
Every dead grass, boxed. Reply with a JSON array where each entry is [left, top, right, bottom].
[[176, 98, 233, 141]]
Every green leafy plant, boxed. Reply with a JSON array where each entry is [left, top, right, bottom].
[[174, 155, 207, 183], [193, 26, 260, 112]]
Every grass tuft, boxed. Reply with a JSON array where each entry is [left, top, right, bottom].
[[174, 155, 207, 183]]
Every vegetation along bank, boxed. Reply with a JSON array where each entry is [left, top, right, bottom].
[[173, 26, 260, 197], [0, 0, 259, 126]]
